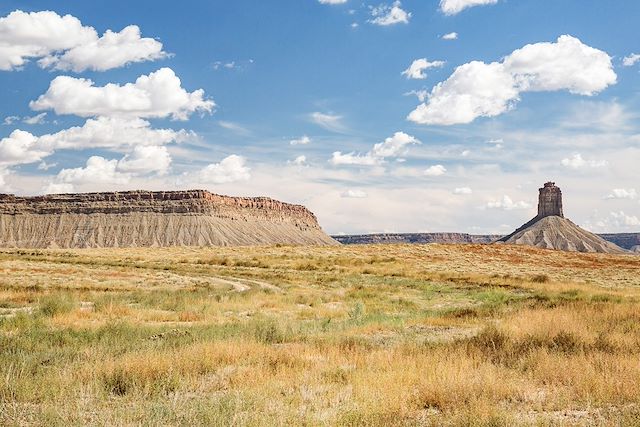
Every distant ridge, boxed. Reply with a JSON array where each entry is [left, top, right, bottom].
[[0, 190, 337, 248], [332, 232, 638, 249]]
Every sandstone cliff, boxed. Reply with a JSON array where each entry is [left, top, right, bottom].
[[0, 190, 337, 248]]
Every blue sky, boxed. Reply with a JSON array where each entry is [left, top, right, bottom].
[[0, 0, 639, 234]]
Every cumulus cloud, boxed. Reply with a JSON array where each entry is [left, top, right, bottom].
[[424, 164, 447, 176], [0, 10, 166, 72], [409, 61, 517, 125], [319, 0, 347, 4], [408, 36, 616, 125], [453, 187, 472, 195], [442, 32, 458, 40], [45, 146, 173, 193], [40, 117, 191, 151], [605, 188, 637, 200], [331, 131, 419, 166], [117, 145, 171, 175], [198, 155, 251, 184], [341, 189, 368, 198], [623, 54, 640, 67], [439, 0, 498, 15], [561, 153, 607, 169], [54, 156, 131, 188], [369, 1, 411, 26], [402, 58, 445, 79], [0, 129, 51, 166], [486, 195, 532, 210], [0, 169, 9, 191], [290, 135, 311, 145], [289, 155, 307, 166], [309, 112, 345, 132], [30, 67, 215, 120]]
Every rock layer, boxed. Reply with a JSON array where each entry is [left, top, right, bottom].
[[0, 190, 337, 248]]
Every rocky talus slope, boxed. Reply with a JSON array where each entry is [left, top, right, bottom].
[[0, 190, 337, 248], [498, 216, 626, 254]]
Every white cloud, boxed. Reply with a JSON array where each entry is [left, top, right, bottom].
[[605, 188, 637, 200], [22, 112, 47, 125], [45, 146, 172, 193], [341, 189, 368, 198], [404, 89, 429, 102], [198, 155, 251, 184], [330, 151, 379, 166], [402, 58, 445, 79], [0, 10, 166, 72], [623, 54, 640, 67], [319, 0, 347, 4], [561, 153, 608, 169], [309, 112, 345, 132], [3, 116, 19, 125], [40, 25, 167, 72], [30, 67, 215, 120], [290, 135, 311, 145], [440, 0, 498, 15], [43, 182, 74, 194], [54, 156, 131, 188], [0, 169, 9, 192], [38, 116, 192, 151], [289, 155, 307, 166], [453, 187, 472, 195], [503, 35, 617, 95], [369, 1, 411, 26], [586, 211, 640, 232], [331, 131, 420, 166], [485, 195, 532, 210], [117, 145, 171, 175], [408, 36, 616, 125], [408, 61, 518, 125], [442, 32, 458, 40], [0, 129, 51, 166], [424, 164, 447, 176]]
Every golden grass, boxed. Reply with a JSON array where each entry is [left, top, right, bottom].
[[0, 244, 639, 425]]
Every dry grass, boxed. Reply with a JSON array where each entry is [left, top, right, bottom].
[[0, 244, 639, 426]]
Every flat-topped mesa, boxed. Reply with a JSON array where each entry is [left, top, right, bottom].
[[0, 190, 337, 248], [538, 182, 564, 218], [0, 190, 318, 223]]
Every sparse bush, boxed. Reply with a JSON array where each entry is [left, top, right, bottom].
[[39, 293, 76, 317], [531, 274, 550, 283]]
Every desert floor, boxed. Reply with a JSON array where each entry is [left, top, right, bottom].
[[1, 244, 639, 426]]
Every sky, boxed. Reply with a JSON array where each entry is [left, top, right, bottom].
[[0, 0, 639, 235]]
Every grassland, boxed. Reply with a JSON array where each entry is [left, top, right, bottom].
[[1, 243, 639, 426]]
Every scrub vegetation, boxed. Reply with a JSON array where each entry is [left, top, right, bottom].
[[1, 244, 639, 426]]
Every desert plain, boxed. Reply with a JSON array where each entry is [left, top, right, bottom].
[[1, 243, 640, 426]]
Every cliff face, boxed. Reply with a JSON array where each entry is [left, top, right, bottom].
[[537, 182, 564, 218], [0, 190, 337, 248]]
